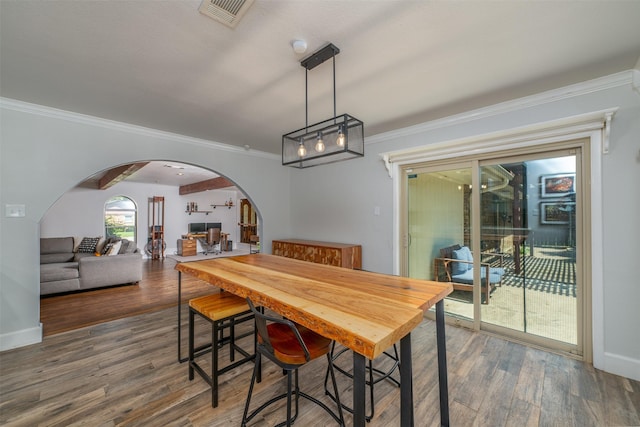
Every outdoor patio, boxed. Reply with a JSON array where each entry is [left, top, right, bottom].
[[443, 246, 578, 344]]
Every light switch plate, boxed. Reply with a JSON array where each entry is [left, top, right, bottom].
[[5, 204, 26, 217]]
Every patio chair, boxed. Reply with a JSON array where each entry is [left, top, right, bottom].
[[434, 244, 505, 304]]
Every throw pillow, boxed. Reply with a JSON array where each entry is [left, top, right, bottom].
[[95, 237, 107, 255], [101, 242, 114, 255], [107, 240, 122, 256], [451, 246, 473, 275], [118, 239, 129, 254], [77, 237, 101, 253]]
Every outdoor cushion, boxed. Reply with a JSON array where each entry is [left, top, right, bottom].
[[451, 268, 502, 285], [451, 246, 473, 275]]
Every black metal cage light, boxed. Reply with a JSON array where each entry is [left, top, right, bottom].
[[282, 43, 364, 168]]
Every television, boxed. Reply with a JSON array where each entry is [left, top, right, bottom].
[[206, 222, 222, 231], [188, 222, 206, 233]]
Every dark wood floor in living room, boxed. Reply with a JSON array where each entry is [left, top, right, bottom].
[[3, 259, 638, 426]]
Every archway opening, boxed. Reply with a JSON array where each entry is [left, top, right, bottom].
[[39, 160, 262, 336]]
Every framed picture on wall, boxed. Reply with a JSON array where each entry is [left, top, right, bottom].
[[541, 173, 575, 198], [541, 202, 575, 224]]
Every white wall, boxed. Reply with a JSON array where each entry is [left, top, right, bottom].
[[289, 72, 640, 381], [41, 181, 244, 254], [0, 102, 291, 351]]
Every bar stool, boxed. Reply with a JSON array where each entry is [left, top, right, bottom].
[[242, 298, 344, 427], [323, 342, 400, 421], [188, 292, 256, 408]]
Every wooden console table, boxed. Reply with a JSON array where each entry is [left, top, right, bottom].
[[272, 238, 362, 269]]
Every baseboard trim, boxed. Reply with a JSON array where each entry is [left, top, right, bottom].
[[601, 352, 640, 382], [0, 324, 43, 352]]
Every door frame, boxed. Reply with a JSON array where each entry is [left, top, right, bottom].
[[385, 109, 615, 363]]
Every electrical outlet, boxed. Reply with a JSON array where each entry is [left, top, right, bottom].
[[5, 204, 26, 217]]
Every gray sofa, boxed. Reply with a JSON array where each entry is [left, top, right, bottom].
[[40, 237, 143, 295]]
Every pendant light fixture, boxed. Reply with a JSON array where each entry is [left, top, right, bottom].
[[282, 43, 364, 168]]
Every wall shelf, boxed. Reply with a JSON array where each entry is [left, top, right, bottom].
[[186, 210, 211, 215], [211, 204, 233, 209]]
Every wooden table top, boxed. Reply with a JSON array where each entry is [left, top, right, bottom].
[[176, 254, 452, 359]]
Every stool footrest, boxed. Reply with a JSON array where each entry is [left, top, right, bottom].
[[188, 293, 257, 409], [324, 343, 400, 421]]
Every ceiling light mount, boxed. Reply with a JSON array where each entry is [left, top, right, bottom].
[[282, 43, 364, 168], [292, 39, 307, 54]]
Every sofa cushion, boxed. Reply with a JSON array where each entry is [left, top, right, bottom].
[[74, 252, 96, 262], [41, 278, 80, 295], [41, 253, 75, 264], [41, 237, 74, 254], [77, 237, 101, 253], [41, 262, 79, 282]]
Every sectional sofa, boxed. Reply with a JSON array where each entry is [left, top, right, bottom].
[[40, 236, 143, 295]]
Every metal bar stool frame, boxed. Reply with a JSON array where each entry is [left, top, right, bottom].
[[242, 299, 344, 427], [188, 293, 257, 408], [323, 342, 400, 422]]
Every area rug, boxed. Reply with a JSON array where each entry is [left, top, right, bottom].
[[166, 248, 250, 263]]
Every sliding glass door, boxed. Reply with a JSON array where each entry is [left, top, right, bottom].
[[408, 163, 476, 322], [479, 154, 578, 346], [405, 148, 582, 355]]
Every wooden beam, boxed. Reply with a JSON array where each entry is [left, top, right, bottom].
[[98, 162, 149, 189], [179, 176, 234, 195]]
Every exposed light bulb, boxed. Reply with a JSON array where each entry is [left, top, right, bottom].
[[337, 127, 346, 147], [315, 132, 325, 152], [297, 141, 307, 157]]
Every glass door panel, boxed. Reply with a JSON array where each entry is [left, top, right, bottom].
[[407, 165, 474, 322], [479, 155, 578, 346]]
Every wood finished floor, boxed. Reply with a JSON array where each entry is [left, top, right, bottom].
[[40, 257, 213, 336], [2, 259, 638, 426]]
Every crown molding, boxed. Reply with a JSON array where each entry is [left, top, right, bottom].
[[0, 97, 280, 161], [2, 69, 636, 159], [367, 70, 636, 145]]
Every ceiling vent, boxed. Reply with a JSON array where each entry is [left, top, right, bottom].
[[198, 0, 254, 29]]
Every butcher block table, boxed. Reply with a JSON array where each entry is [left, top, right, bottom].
[[175, 254, 453, 426]]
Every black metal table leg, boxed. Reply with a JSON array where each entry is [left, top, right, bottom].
[[178, 271, 188, 363], [400, 333, 414, 427], [436, 300, 450, 427], [353, 351, 366, 426]]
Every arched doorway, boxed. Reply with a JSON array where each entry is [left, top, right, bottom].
[[39, 160, 262, 336]]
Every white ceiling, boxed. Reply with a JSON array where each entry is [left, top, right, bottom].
[[2, 0, 640, 166], [123, 161, 224, 187]]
